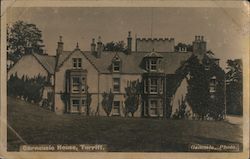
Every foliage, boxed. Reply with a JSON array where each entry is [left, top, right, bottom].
[[7, 21, 44, 62], [226, 59, 243, 115], [186, 56, 225, 120], [103, 41, 127, 52], [86, 86, 92, 115], [124, 80, 141, 117], [172, 96, 189, 119], [8, 73, 47, 103], [184, 57, 209, 119], [174, 43, 193, 52], [101, 90, 114, 116]]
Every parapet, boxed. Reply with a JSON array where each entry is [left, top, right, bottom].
[[135, 37, 175, 52]]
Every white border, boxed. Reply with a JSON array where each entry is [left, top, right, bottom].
[[0, 0, 249, 159]]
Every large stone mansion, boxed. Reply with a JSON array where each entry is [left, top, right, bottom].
[[8, 32, 225, 118]]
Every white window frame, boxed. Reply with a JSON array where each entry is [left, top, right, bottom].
[[113, 78, 120, 92], [113, 61, 120, 72], [209, 77, 216, 93], [71, 99, 80, 112], [72, 77, 80, 93], [149, 100, 158, 116], [149, 79, 158, 94], [71, 76, 86, 93], [73, 58, 82, 69], [150, 59, 157, 71]]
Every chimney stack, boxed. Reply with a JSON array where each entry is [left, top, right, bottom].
[[91, 38, 96, 54], [192, 35, 206, 58], [56, 36, 63, 56], [96, 36, 103, 58], [127, 31, 132, 54]]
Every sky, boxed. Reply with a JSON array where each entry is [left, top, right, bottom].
[[6, 7, 249, 69]]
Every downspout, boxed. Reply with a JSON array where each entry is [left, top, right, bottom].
[[97, 72, 100, 116], [224, 76, 227, 120]]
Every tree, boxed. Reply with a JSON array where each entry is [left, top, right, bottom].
[[103, 41, 126, 52], [7, 74, 46, 103], [186, 56, 210, 119], [101, 90, 114, 116], [226, 59, 243, 115], [86, 86, 92, 115], [7, 21, 44, 62], [124, 80, 141, 117]]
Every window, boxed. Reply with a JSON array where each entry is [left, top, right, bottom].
[[113, 78, 120, 92], [209, 77, 216, 93], [204, 63, 210, 71], [149, 100, 158, 116], [81, 77, 86, 93], [144, 79, 149, 93], [159, 79, 163, 94], [72, 99, 80, 112], [73, 58, 82, 69], [150, 59, 157, 71], [210, 86, 216, 93], [150, 79, 158, 94], [113, 61, 120, 72], [72, 77, 80, 93], [71, 76, 86, 93], [113, 101, 120, 116]]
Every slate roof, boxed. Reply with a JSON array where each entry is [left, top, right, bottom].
[[32, 53, 56, 74], [83, 51, 193, 74], [31, 50, 193, 75]]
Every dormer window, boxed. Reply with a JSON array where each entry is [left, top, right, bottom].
[[150, 59, 157, 71], [112, 54, 122, 72], [113, 61, 120, 72], [73, 58, 82, 69]]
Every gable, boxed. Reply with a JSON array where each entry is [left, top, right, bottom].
[[8, 54, 49, 79]]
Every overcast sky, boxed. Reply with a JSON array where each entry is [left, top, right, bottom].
[[7, 7, 249, 69]]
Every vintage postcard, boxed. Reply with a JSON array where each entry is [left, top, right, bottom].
[[0, 0, 249, 159]]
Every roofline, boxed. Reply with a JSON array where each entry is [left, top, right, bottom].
[[31, 53, 54, 75], [56, 49, 101, 73]]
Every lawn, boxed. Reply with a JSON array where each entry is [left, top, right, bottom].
[[7, 97, 242, 152]]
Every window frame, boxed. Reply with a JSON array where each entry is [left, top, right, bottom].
[[72, 58, 82, 69], [113, 101, 120, 115], [149, 100, 158, 116], [149, 79, 158, 94], [71, 99, 80, 112], [113, 78, 121, 92], [71, 76, 86, 94], [113, 61, 120, 72], [150, 59, 157, 71]]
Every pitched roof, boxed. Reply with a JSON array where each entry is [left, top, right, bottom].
[[84, 51, 193, 74], [56, 51, 73, 68], [32, 53, 56, 74], [144, 51, 163, 58]]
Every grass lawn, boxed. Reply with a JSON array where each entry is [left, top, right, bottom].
[[7, 97, 242, 152]]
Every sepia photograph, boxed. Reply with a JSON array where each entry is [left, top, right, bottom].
[[1, 0, 249, 159]]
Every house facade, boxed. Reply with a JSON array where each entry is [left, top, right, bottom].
[[8, 32, 225, 118]]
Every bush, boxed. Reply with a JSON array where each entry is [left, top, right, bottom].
[[8, 74, 47, 103]]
